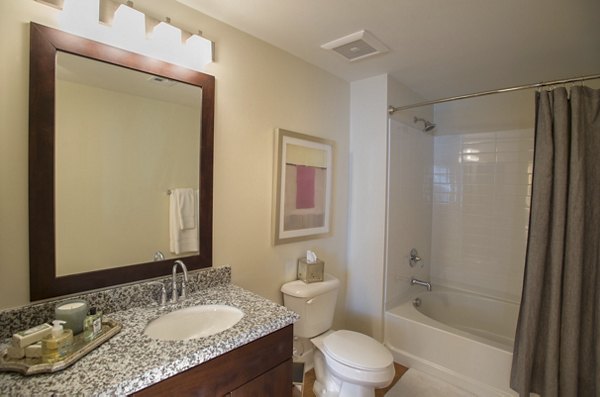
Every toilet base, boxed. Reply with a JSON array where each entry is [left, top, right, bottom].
[[293, 336, 315, 373], [313, 347, 386, 397], [313, 379, 376, 397]]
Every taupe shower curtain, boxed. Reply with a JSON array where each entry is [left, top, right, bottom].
[[511, 86, 600, 397]]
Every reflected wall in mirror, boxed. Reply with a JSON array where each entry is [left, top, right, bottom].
[[55, 52, 201, 276], [29, 23, 214, 300]]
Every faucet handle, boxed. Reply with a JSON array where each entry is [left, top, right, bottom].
[[153, 251, 165, 261], [409, 248, 422, 267], [148, 281, 167, 307]]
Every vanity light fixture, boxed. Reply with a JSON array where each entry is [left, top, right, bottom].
[[34, 0, 214, 71]]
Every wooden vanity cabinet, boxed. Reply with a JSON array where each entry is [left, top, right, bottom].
[[131, 325, 293, 397], [228, 358, 292, 396]]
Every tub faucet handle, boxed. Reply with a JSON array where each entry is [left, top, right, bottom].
[[409, 248, 422, 267]]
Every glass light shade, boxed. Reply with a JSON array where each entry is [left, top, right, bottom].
[[110, 4, 147, 53], [185, 34, 213, 70], [59, 0, 106, 40], [150, 21, 184, 65], [61, 0, 99, 24]]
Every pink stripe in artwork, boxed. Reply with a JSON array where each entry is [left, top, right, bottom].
[[296, 165, 315, 209]]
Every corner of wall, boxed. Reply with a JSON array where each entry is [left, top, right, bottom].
[[345, 74, 390, 340]]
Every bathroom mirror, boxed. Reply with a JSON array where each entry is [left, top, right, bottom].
[[55, 52, 202, 277], [29, 23, 214, 300]]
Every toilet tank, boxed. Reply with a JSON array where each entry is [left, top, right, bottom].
[[280, 274, 340, 338]]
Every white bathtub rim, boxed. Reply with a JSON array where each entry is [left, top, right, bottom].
[[409, 284, 521, 306], [387, 344, 517, 397], [387, 302, 514, 353], [428, 279, 522, 305]]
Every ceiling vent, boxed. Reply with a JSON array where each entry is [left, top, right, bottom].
[[147, 76, 177, 87], [321, 30, 388, 62]]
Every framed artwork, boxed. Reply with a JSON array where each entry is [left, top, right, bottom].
[[273, 129, 334, 245]]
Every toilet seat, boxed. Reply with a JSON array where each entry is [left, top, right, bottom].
[[322, 330, 393, 371]]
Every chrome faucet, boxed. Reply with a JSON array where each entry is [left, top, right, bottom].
[[410, 277, 432, 291], [171, 260, 189, 303]]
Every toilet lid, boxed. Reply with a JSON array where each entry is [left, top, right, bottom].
[[322, 330, 393, 371]]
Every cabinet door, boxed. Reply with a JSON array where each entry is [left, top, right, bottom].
[[229, 359, 292, 397], [131, 325, 293, 397]]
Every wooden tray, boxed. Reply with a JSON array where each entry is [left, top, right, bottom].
[[0, 319, 121, 375]]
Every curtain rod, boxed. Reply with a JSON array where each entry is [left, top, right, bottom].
[[388, 73, 600, 115]]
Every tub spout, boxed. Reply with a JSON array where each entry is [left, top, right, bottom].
[[411, 278, 432, 291]]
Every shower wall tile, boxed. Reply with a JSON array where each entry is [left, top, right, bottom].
[[430, 128, 533, 301], [461, 132, 496, 143]]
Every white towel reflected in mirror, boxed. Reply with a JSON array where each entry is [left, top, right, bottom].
[[169, 188, 199, 254]]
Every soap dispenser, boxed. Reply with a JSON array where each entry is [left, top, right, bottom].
[[41, 320, 73, 363]]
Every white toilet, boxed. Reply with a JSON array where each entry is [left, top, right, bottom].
[[281, 274, 394, 397]]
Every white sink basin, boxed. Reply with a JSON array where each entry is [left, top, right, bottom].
[[144, 304, 244, 341]]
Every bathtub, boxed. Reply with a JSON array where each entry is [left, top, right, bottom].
[[384, 287, 520, 396]]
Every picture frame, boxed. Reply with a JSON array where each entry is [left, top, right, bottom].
[[273, 129, 334, 245]]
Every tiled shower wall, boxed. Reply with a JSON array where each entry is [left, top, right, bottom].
[[430, 129, 534, 301]]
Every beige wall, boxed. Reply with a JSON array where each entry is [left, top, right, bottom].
[[0, 0, 350, 327]]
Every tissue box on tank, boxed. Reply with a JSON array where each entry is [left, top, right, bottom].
[[297, 258, 324, 283]]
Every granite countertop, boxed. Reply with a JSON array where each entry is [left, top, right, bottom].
[[0, 284, 298, 396]]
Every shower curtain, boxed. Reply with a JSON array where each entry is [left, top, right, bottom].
[[511, 86, 600, 396]]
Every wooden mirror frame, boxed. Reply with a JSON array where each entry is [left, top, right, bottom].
[[29, 23, 214, 301]]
